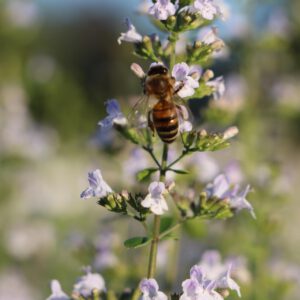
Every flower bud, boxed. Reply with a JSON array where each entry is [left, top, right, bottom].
[[202, 70, 214, 81], [131, 63, 145, 79], [211, 39, 225, 51], [223, 126, 239, 140]]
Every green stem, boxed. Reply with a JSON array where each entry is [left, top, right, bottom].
[[167, 149, 189, 169], [147, 143, 169, 278], [142, 146, 161, 169]]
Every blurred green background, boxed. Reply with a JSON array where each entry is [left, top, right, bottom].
[[0, 0, 300, 299]]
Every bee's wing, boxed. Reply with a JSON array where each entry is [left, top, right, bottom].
[[127, 94, 151, 128], [173, 94, 194, 124]]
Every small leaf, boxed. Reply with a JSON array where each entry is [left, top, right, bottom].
[[124, 236, 151, 249], [160, 216, 175, 233], [169, 168, 189, 175], [136, 168, 158, 182]]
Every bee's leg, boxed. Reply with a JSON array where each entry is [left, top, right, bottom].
[[174, 82, 185, 94], [147, 110, 155, 135]]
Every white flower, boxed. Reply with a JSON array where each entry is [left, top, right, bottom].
[[148, 0, 178, 21], [191, 0, 220, 20], [117, 18, 143, 45], [73, 268, 105, 298], [46, 280, 69, 300], [206, 76, 225, 100], [141, 182, 168, 215], [172, 63, 202, 98], [98, 99, 127, 128], [177, 105, 193, 132], [140, 278, 168, 300], [80, 169, 112, 199]]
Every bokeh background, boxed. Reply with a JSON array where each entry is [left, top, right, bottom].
[[0, 0, 300, 299]]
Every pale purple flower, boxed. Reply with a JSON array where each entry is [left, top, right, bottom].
[[117, 18, 143, 45], [140, 278, 168, 300], [177, 105, 193, 132], [224, 161, 244, 185], [172, 63, 202, 97], [98, 99, 127, 129], [191, 0, 219, 20], [206, 77, 225, 100], [141, 182, 168, 215], [205, 174, 255, 218], [216, 265, 241, 297], [73, 268, 105, 298], [148, 0, 178, 21], [181, 252, 243, 300], [46, 280, 69, 300], [80, 169, 113, 199]]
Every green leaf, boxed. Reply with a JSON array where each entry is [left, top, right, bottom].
[[159, 216, 175, 233], [169, 168, 189, 175], [124, 236, 151, 249], [136, 168, 158, 182]]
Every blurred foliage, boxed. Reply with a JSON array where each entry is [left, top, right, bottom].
[[0, 0, 300, 299]]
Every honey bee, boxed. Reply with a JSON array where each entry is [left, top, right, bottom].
[[131, 64, 191, 144]]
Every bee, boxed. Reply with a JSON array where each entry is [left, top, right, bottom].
[[130, 63, 191, 144]]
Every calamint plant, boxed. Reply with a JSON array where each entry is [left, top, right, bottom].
[[47, 0, 255, 299]]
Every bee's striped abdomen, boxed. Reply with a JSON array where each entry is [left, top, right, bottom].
[[152, 100, 178, 144]]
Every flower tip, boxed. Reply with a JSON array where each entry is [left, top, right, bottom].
[[131, 63, 145, 79], [223, 126, 239, 140]]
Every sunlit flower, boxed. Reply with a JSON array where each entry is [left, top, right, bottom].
[[205, 174, 255, 218], [73, 268, 105, 298], [140, 278, 168, 300], [206, 76, 225, 100], [98, 99, 127, 129], [47, 280, 70, 300], [216, 265, 241, 297], [191, 0, 220, 20], [118, 18, 143, 45], [141, 182, 168, 215], [80, 169, 112, 199], [172, 63, 202, 98], [148, 0, 178, 21]]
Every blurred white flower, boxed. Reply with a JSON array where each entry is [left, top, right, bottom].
[[224, 161, 244, 185], [73, 268, 105, 298], [123, 148, 149, 185], [118, 18, 143, 44], [46, 280, 69, 300], [140, 278, 168, 300], [187, 153, 220, 183], [0, 270, 37, 300], [141, 182, 168, 215], [98, 99, 127, 129], [93, 230, 119, 270], [223, 126, 239, 140], [5, 222, 55, 260], [148, 0, 178, 21], [206, 76, 225, 100], [5, 0, 39, 27], [0, 83, 58, 158], [172, 63, 202, 98], [80, 169, 113, 199]]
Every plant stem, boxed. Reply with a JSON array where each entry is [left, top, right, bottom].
[[143, 146, 161, 169], [167, 149, 189, 169], [147, 143, 169, 278]]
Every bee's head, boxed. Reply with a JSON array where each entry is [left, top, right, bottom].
[[147, 65, 168, 76]]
